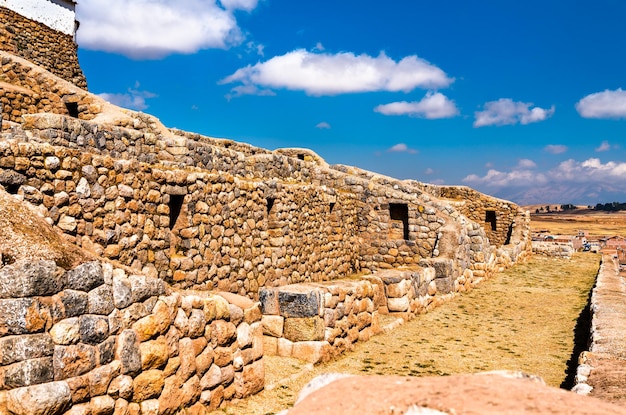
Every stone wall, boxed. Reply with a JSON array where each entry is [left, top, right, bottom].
[[0, 258, 264, 414], [258, 265, 481, 363], [573, 254, 626, 400], [0, 7, 86, 89], [531, 241, 574, 258], [1, 52, 97, 124], [417, 183, 529, 248]]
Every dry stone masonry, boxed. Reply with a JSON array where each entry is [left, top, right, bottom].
[[0, 5, 537, 414]]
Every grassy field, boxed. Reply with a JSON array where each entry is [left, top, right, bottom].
[[530, 210, 626, 237], [211, 253, 601, 415]]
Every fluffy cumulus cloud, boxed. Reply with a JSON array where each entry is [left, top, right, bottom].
[[544, 144, 568, 154], [76, 0, 259, 59], [374, 92, 459, 119], [387, 143, 418, 154], [98, 85, 157, 110], [464, 157, 626, 204], [576, 89, 626, 119], [221, 50, 453, 96], [473, 98, 555, 127]]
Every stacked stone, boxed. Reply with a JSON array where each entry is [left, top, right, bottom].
[[1, 53, 97, 123], [0, 259, 264, 415], [0, 7, 86, 89], [531, 241, 574, 258], [0, 54, 532, 298], [259, 280, 383, 363]]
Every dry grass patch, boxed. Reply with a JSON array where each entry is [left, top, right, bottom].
[[211, 253, 600, 415]]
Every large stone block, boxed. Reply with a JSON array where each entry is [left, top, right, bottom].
[[0, 260, 61, 298], [261, 315, 284, 337], [234, 359, 264, 398], [140, 337, 169, 370], [66, 261, 104, 292], [6, 381, 71, 415], [0, 357, 54, 389], [53, 344, 97, 380], [56, 290, 88, 318], [87, 284, 114, 315], [277, 286, 323, 318], [117, 329, 141, 376], [0, 298, 48, 335], [132, 370, 164, 402], [258, 288, 279, 315], [79, 315, 109, 345], [291, 341, 331, 363], [0, 333, 54, 365], [283, 316, 325, 342]]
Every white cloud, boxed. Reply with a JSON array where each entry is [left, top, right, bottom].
[[473, 98, 555, 127], [77, 0, 258, 59], [463, 157, 626, 204], [576, 88, 626, 119], [225, 84, 275, 101], [98, 86, 157, 110], [374, 92, 459, 119], [387, 143, 418, 154], [221, 49, 453, 96], [316, 121, 331, 129], [517, 159, 537, 169], [544, 144, 568, 154], [313, 42, 325, 52], [596, 140, 611, 152], [424, 168, 434, 175], [219, 0, 258, 11]]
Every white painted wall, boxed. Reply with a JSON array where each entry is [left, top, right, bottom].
[[1, 0, 76, 35]]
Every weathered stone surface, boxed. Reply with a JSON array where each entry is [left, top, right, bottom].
[[87, 285, 114, 315], [278, 287, 322, 318], [0, 357, 54, 389], [90, 395, 116, 415], [0, 260, 61, 298], [140, 337, 169, 370], [259, 288, 279, 315], [387, 296, 410, 312], [291, 341, 331, 364], [79, 315, 109, 345], [57, 290, 88, 318], [261, 315, 284, 338], [107, 375, 133, 400], [65, 261, 104, 292], [0, 333, 54, 365], [132, 370, 164, 402], [112, 276, 133, 309], [88, 362, 120, 397], [200, 364, 222, 390], [117, 329, 141, 376], [283, 317, 325, 342], [234, 359, 265, 398], [6, 381, 71, 415], [209, 320, 237, 346], [53, 344, 97, 380]]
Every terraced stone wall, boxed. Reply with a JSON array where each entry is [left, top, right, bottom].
[[0, 52, 98, 124], [0, 259, 264, 415], [0, 7, 86, 89]]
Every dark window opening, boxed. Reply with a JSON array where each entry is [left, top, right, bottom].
[[389, 203, 409, 240], [504, 223, 514, 245], [65, 102, 79, 118], [168, 194, 184, 230], [266, 197, 275, 214], [297, 154, 305, 161], [485, 210, 497, 231], [5, 184, 19, 194], [329, 202, 336, 213]]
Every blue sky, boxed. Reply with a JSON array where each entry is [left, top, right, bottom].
[[75, 0, 626, 205]]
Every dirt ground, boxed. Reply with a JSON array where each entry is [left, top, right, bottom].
[[211, 253, 600, 415]]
